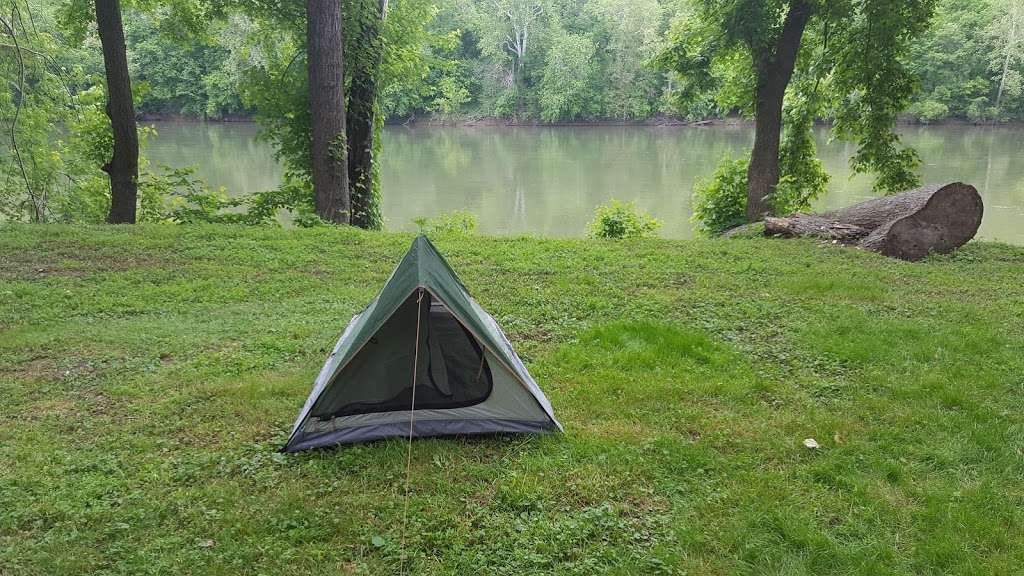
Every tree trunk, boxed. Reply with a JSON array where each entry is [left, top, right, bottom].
[[347, 0, 387, 230], [95, 0, 139, 224], [745, 0, 813, 222], [754, 183, 984, 261], [995, 16, 1017, 110], [747, 76, 786, 222], [307, 0, 350, 224]]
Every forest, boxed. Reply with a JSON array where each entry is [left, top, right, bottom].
[[9, 0, 1024, 124], [120, 0, 1024, 123]]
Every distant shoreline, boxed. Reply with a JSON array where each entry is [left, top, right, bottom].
[[138, 113, 1024, 129]]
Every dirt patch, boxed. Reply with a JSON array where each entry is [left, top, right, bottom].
[[0, 240, 177, 280], [21, 386, 131, 425], [25, 398, 76, 418], [1, 356, 98, 382]]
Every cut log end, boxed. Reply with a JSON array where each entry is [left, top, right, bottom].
[[859, 183, 984, 261]]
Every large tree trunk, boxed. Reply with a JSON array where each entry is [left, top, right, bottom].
[[347, 0, 387, 230], [747, 77, 785, 222], [307, 0, 350, 224], [745, 0, 813, 222], [754, 183, 983, 261], [95, 0, 139, 224]]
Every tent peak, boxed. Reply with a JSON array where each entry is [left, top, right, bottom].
[[402, 235, 469, 293]]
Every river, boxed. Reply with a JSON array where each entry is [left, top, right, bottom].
[[144, 121, 1024, 244]]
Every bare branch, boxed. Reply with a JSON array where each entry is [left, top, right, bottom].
[[0, 5, 42, 221]]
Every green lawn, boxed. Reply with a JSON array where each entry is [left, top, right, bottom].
[[2, 225, 1023, 575]]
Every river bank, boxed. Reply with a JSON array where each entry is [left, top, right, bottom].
[[139, 112, 1024, 129]]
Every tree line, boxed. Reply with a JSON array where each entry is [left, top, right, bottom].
[[103, 0, 1024, 124]]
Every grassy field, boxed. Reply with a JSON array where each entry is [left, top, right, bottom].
[[1, 225, 1023, 575]]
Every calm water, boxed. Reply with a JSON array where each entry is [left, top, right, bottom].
[[145, 122, 1024, 244]]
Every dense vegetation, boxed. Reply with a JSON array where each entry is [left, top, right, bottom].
[[13, 0, 1022, 124], [139, 0, 1024, 123], [3, 226, 1023, 574]]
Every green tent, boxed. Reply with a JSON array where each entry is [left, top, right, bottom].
[[283, 236, 562, 451]]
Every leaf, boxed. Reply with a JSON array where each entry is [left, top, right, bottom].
[[371, 535, 385, 548]]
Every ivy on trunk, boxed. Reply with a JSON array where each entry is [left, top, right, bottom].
[[346, 0, 387, 230]]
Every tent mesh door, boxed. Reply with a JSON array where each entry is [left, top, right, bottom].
[[312, 292, 493, 419]]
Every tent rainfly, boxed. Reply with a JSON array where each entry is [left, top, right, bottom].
[[283, 236, 562, 451]]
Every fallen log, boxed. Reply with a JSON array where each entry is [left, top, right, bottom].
[[753, 183, 983, 261]]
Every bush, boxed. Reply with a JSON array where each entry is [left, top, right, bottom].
[[587, 199, 661, 239], [911, 100, 950, 123], [413, 210, 478, 236], [691, 154, 749, 235], [693, 142, 827, 236]]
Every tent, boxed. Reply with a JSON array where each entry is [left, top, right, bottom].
[[283, 236, 562, 451]]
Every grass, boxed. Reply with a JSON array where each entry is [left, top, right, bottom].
[[1, 224, 1023, 575]]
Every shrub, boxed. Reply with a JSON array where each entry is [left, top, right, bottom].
[[911, 100, 950, 123], [693, 143, 827, 236], [413, 210, 478, 236], [691, 154, 749, 235], [587, 199, 661, 239]]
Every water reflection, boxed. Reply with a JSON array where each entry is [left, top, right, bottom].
[[144, 122, 1024, 244]]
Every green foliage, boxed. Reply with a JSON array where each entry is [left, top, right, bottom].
[[234, 0, 439, 227], [654, 5, 752, 120], [659, 0, 935, 200], [907, 0, 997, 120], [426, 0, 674, 122], [29, 0, 1024, 126], [583, 0, 664, 120], [140, 167, 307, 225], [775, 93, 829, 213], [0, 24, 159, 226], [412, 210, 478, 236], [539, 32, 600, 122], [691, 154, 749, 236], [124, 10, 246, 119], [910, 100, 952, 123], [829, 1, 934, 193], [429, 74, 472, 119], [692, 129, 827, 237], [587, 199, 660, 239]]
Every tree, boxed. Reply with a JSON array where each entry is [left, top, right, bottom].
[[538, 30, 598, 121], [346, 0, 388, 229], [306, 0, 349, 223], [584, 0, 664, 120], [744, 1, 813, 221], [906, 0, 994, 121], [659, 0, 937, 224], [989, 0, 1024, 112], [94, 0, 139, 223], [124, 11, 246, 119], [465, 0, 548, 120]]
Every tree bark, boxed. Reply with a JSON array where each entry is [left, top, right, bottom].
[[307, 0, 350, 224], [95, 0, 139, 224], [752, 183, 984, 261], [347, 0, 387, 230], [995, 15, 1017, 110], [745, 0, 813, 222]]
